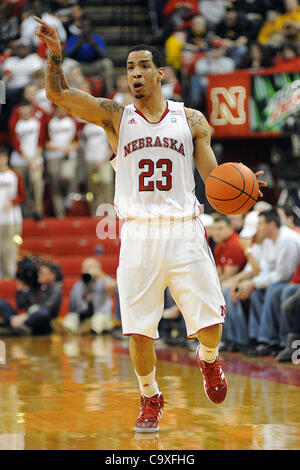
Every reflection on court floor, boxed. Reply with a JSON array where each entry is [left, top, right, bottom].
[[0, 335, 299, 450]]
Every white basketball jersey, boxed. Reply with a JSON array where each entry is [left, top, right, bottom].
[[113, 100, 201, 219]]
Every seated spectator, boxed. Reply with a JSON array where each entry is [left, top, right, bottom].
[[276, 264, 300, 362], [238, 42, 274, 69], [9, 99, 44, 220], [244, 209, 300, 356], [0, 5, 19, 53], [212, 214, 247, 285], [272, 0, 300, 47], [257, 9, 281, 46], [214, 3, 248, 66], [66, 64, 85, 88], [80, 120, 114, 215], [44, 106, 79, 218], [109, 74, 134, 106], [165, 30, 187, 72], [190, 38, 235, 111], [220, 208, 269, 351], [0, 146, 25, 279], [20, 0, 67, 51], [277, 204, 300, 233], [231, 0, 268, 40], [182, 14, 210, 51], [161, 65, 182, 100], [0, 260, 62, 336], [64, 16, 114, 95], [162, 0, 199, 40], [198, 0, 226, 32], [273, 43, 300, 66], [52, 257, 117, 335], [60, 3, 84, 38]]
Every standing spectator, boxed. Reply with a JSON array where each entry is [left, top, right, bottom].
[[9, 99, 44, 219], [0, 260, 62, 336], [52, 257, 117, 335], [80, 122, 114, 214], [212, 214, 247, 285], [44, 106, 79, 218], [0, 146, 25, 279], [161, 65, 182, 101], [64, 16, 114, 95], [2, 39, 44, 91], [30, 69, 54, 115], [9, 83, 49, 144]]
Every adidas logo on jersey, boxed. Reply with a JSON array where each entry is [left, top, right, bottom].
[[128, 118, 137, 124]]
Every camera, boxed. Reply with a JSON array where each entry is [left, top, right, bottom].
[[81, 273, 94, 284]]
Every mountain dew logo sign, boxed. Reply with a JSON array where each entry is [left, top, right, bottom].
[[251, 72, 300, 132], [265, 80, 300, 127]]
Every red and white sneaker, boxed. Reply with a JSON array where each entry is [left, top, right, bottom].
[[196, 346, 227, 404], [135, 394, 164, 433]]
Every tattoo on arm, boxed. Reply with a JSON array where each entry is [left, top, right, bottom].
[[46, 51, 68, 95], [97, 98, 124, 115], [186, 110, 210, 146]]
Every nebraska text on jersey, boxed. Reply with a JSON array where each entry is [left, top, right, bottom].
[[124, 136, 185, 157]]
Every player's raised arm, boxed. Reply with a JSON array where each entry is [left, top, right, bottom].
[[34, 17, 123, 148], [185, 107, 218, 182]]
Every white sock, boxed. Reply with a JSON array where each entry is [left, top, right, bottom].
[[198, 344, 218, 363], [135, 367, 160, 397]]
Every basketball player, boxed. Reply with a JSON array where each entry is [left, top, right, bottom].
[[35, 17, 266, 433]]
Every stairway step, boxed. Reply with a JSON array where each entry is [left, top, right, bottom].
[[84, 0, 145, 6], [98, 26, 152, 46]]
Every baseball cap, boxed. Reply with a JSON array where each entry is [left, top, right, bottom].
[[240, 211, 258, 238], [211, 38, 223, 48]]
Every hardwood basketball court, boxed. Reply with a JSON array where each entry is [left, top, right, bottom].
[[0, 334, 299, 450]]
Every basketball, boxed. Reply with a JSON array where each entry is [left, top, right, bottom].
[[205, 162, 259, 215]]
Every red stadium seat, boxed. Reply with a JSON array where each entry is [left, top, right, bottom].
[[0, 280, 17, 299]]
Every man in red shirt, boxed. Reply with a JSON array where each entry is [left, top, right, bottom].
[[212, 215, 247, 286]]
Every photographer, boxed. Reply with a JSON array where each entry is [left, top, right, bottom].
[[0, 258, 62, 336], [53, 257, 117, 335]]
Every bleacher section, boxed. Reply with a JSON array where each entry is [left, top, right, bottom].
[[0, 216, 121, 317]]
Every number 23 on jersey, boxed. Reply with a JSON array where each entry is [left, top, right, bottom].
[[138, 158, 173, 191]]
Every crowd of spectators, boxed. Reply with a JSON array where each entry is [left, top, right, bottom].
[[0, 0, 120, 223], [159, 204, 300, 364], [156, 0, 300, 109]]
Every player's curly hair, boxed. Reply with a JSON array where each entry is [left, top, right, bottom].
[[126, 44, 165, 68]]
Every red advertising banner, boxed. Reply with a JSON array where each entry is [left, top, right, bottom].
[[207, 61, 300, 138]]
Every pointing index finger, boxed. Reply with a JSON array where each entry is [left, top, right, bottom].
[[34, 16, 48, 26]]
